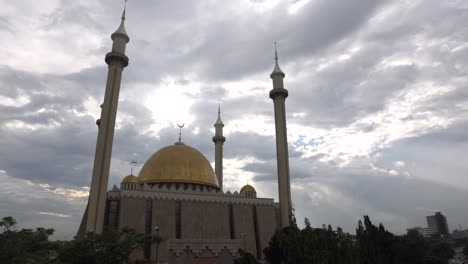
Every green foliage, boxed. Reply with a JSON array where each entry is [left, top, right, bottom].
[[58, 226, 162, 264], [0, 216, 163, 264], [264, 215, 455, 264], [234, 250, 260, 264], [0, 216, 17, 231], [460, 240, 468, 256], [0, 216, 57, 264], [264, 219, 358, 264]]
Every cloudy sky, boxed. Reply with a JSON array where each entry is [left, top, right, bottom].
[[1, 0, 467, 240]]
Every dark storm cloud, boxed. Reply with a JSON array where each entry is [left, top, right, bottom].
[[288, 53, 419, 128], [374, 122, 468, 186], [283, 0, 468, 128], [248, 153, 468, 233], [0, 63, 113, 187], [0, 172, 86, 240], [291, 173, 468, 233], [0, 116, 96, 187], [96, 0, 389, 83], [0, 16, 11, 32]]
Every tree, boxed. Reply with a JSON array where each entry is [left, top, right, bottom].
[[0, 216, 56, 264], [234, 250, 260, 264], [264, 218, 358, 264], [58, 226, 162, 264], [0, 216, 16, 232], [263, 215, 455, 264]]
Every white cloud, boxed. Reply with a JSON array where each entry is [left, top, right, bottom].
[[38, 211, 72, 218], [1, 0, 467, 238], [394, 161, 405, 167]]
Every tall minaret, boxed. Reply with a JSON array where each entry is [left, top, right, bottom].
[[85, 3, 130, 234], [269, 44, 292, 227], [212, 104, 225, 190]]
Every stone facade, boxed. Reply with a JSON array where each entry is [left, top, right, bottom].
[[106, 184, 279, 263]]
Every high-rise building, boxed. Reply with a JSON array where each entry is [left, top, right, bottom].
[[426, 212, 449, 237]]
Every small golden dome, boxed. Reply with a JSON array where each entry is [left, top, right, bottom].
[[122, 174, 139, 184], [240, 184, 256, 193], [138, 144, 219, 188]]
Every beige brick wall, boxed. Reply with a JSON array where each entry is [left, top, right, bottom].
[[119, 197, 146, 260], [256, 205, 279, 255], [181, 201, 230, 239], [232, 204, 256, 256], [117, 196, 278, 262], [119, 197, 146, 233], [150, 199, 176, 263]]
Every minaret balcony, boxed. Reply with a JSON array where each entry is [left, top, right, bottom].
[[269, 88, 288, 99], [212, 135, 226, 143], [105, 52, 129, 67]]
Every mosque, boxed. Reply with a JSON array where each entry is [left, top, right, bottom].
[[79, 4, 292, 264]]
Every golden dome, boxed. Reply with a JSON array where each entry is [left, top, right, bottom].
[[122, 174, 139, 184], [240, 184, 256, 193], [138, 144, 219, 188]]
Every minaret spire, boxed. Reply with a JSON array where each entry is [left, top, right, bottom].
[[275, 42, 278, 61], [215, 100, 224, 126], [83, 2, 130, 235], [122, 0, 127, 20], [112, 0, 129, 42], [269, 43, 292, 227], [213, 101, 226, 190], [271, 42, 285, 78]]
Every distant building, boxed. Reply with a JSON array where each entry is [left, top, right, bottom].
[[426, 212, 450, 237], [452, 229, 468, 239], [423, 227, 439, 238], [407, 227, 425, 236]]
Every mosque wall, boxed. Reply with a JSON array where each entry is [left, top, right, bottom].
[[119, 197, 146, 233], [180, 200, 230, 239], [151, 198, 176, 262], [119, 197, 146, 260], [114, 194, 279, 262], [256, 205, 279, 254], [232, 204, 257, 257]]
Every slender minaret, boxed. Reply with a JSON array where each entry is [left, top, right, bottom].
[[269, 44, 292, 227], [85, 3, 130, 234], [212, 104, 225, 190]]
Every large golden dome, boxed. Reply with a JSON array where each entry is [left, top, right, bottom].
[[138, 144, 219, 188]]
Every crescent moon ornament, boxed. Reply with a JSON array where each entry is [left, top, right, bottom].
[[177, 121, 185, 144]]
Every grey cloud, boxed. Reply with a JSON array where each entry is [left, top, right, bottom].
[[1, 0, 468, 240]]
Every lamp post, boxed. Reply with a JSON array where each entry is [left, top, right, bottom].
[[154, 226, 160, 264], [241, 233, 247, 251]]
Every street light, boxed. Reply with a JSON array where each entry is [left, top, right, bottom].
[[154, 226, 160, 264], [241, 233, 247, 251]]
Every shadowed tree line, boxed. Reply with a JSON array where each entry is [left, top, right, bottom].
[[0, 216, 162, 264], [262, 215, 455, 264], [1, 216, 457, 264]]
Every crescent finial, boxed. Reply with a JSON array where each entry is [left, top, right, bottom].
[[177, 121, 185, 144]]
